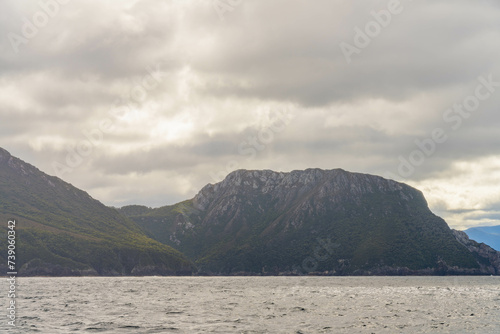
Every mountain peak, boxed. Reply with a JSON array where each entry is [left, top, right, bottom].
[[194, 168, 415, 212], [0, 148, 193, 275], [126, 167, 493, 275], [0, 146, 11, 161]]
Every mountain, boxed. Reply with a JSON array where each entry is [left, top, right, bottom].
[[121, 169, 499, 275], [464, 225, 500, 251], [452, 230, 500, 273], [0, 147, 193, 276]]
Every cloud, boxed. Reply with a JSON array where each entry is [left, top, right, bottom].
[[1, 0, 500, 229]]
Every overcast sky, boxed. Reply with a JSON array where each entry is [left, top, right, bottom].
[[1, 0, 500, 229]]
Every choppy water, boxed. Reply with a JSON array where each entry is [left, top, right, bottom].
[[1, 276, 499, 333]]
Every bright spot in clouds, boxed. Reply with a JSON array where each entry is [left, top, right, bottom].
[[1, 0, 500, 230]]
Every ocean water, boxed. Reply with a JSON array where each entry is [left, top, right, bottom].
[[1, 276, 499, 333]]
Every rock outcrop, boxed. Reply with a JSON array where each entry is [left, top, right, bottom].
[[125, 169, 496, 275], [453, 230, 500, 275]]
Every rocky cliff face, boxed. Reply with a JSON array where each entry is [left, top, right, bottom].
[[464, 225, 500, 251], [193, 169, 419, 228], [452, 230, 500, 275], [126, 169, 491, 275]]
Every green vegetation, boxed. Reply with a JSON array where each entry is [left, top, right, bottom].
[[0, 148, 193, 275], [124, 169, 481, 275], [0, 149, 489, 276]]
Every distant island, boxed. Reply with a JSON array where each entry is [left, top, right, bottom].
[[1, 147, 499, 276]]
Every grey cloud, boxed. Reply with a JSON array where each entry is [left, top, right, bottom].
[[89, 133, 247, 175], [464, 212, 500, 222], [189, 0, 500, 106], [1, 0, 500, 229]]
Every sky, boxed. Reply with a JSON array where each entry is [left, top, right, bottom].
[[1, 0, 500, 230]]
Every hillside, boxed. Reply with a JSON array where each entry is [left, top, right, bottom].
[[0, 147, 193, 276], [464, 225, 500, 251], [452, 230, 500, 273], [122, 169, 497, 275]]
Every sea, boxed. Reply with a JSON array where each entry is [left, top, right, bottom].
[[1, 276, 499, 333]]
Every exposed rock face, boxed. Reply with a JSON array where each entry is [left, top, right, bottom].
[[452, 230, 500, 275], [126, 169, 493, 275], [464, 225, 500, 251], [195, 169, 409, 206], [193, 169, 414, 224]]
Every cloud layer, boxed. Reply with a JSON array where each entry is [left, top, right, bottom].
[[1, 0, 500, 229]]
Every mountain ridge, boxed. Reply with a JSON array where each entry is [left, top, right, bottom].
[[0, 147, 194, 276], [122, 168, 499, 275], [464, 225, 500, 251], [2, 146, 498, 276]]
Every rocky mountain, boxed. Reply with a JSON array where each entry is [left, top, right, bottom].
[[0, 147, 193, 276], [452, 230, 500, 274], [3, 146, 497, 277], [122, 168, 497, 275], [464, 225, 500, 251]]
